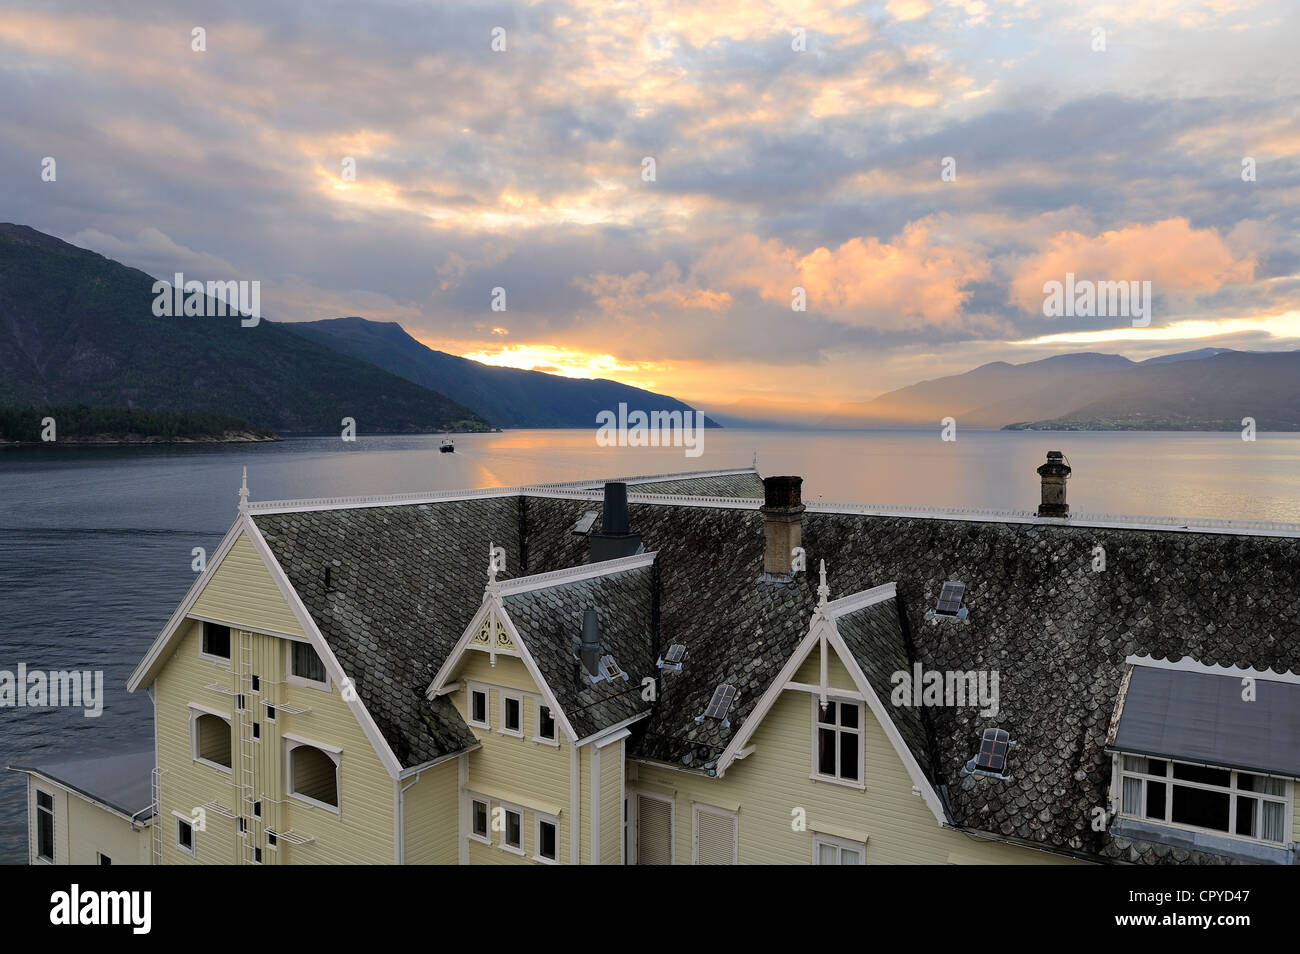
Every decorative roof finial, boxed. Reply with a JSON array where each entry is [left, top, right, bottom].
[[817, 559, 830, 606], [238, 467, 249, 514], [752, 448, 757, 471], [487, 540, 498, 584]]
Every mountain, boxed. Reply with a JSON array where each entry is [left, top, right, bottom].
[[286, 316, 718, 428], [0, 225, 486, 433], [822, 349, 1300, 430]]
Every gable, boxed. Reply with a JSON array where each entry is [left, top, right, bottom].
[[794, 643, 858, 692], [191, 533, 305, 638]]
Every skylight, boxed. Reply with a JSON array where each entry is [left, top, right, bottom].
[[570, 511, 598, 536], [962, 728, 1015, 780], [599, 654, 627, 682], [926, 581, 968, 622], [696, 684, 736, 729], [657, 643, 687, 671]]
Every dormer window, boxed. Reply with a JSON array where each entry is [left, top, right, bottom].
[[1117, 755, 1290, 845]]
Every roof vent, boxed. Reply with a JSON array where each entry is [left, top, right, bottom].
[[589, 483, 644, 562], [324, 564, 335, 592], [579, 609, 601, 679], [657, 643, 687, 672], [962, 728, 1015, 780], [925, 581, 967, 622], [695, 684, 736, 729]]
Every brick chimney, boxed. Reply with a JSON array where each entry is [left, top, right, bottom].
[[1036, 451, 1071, 517], [761, 476, 805, 577]]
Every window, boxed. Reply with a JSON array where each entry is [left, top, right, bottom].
[[251, 722, 261, 741], [813, 698, 862, 785], [191, 708, 233, 772], [253, 800, 262, 818], [535, 702, 557, 744], [200, 622, 231, 660], [267, 831, 277, 848], [35, 790, 54, 862], [250, 675, 260, 692], [535, 815, 558, 863], [500, 692, 523, 737], [97, 853, 112, 865], [287, 740, 341, 811], [502, 807, 523, 854], [693, 805, 737, 864], [813, 833, 864, 865], [264, 703, 276, 722], [288, 640, 328, 687], [467, 686, 489, 729], [175, 815, 195, 856], [253, 847, 262, 864], [471, 798, 490, 842], [1118, 755, 1290, 845], [635, 793, 673, 865]]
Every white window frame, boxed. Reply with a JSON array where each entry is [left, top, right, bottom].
[[1115, 753, 1293, 847], [466, 683, 490, 730], [173, 811, 196, 857], [533, 812, 560, 864], [284, 637, 331, 691], [283, 734, 343, 814], [810, 695, 865, 789], [469, 797, 491, 844], [499, 690, 524, 738], [34, 788, 55, 864], [188, 703, 233, 774], [534, 699, 558, 746], [812, 831, 865, 864], [198, 620, 232, 664], [692, 804, 738, 865], [96, 851, 112, 865], [499, 803, 525, 856]]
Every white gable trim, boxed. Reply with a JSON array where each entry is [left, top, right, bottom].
[[127, 517, 247, 692], [240, 519, 407, 779], [427, 597, 579, 744], [497, 551, 656, 596], [714, 587, 946, 824]]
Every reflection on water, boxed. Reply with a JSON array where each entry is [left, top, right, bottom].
[[1, 428, 1298, 861]]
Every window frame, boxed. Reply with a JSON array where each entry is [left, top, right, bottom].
[[534, 812, 559, 864], [534, 699, 558, 746], [173, 812, 196, 857], [198, 621, 232, 663], [466, 683, 490, 730], [499, 690, 524, 738], [188, 703, 233, 774], [812, 832, 865, 865], [35, 788, 55, 863], [283, 734, 343, 814], [1115, 753, 1293, 847], [469, 797, 491, 844], [97, 852, 112, 865], [285, 637, 331, 690], [810, 695, 865, 789], [499, 804, 525, 856]]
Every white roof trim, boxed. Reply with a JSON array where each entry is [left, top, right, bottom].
[[127, 517, 247, 691], [497, 551, 657, 596], [575, 711, 651, 748], [426, 599, 580, 744], [1126, 654, 1300, 686], [824, 582, 897, 619], [244, 476, 1300, 539], [241, 520, 407, 779]]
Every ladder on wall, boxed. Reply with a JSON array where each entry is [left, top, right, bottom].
[[150, 766, 164, 865], [235, 629, 258, 864]]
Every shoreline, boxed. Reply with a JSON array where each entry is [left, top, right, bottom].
[[0, 432, 281, 447]]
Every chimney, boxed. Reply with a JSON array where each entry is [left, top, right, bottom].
[[579, 609, 601, 678], [589, 482, 644, 562], [1036, 451, 1071, 517], [760, 475, 805, 577]]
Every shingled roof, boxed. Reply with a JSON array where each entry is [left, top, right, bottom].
[[247, 466, 1300, 863]]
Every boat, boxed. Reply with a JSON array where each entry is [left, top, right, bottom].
[[439, 438, 455, 453]]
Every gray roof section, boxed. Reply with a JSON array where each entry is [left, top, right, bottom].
[[9, 746, 155, 818], [1113, 665, 1300, 777]]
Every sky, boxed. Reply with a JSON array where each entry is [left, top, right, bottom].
[[2, 0, 1298, 422]]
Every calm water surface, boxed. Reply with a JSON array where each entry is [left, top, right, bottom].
[[2, 428, 1298, 862]]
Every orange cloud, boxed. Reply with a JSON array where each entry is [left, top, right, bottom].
[[1009, 218, 1256, 315]]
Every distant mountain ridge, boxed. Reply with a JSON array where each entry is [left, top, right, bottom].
[[0, 224, 486, 433], [822, 349, 1300, 431], [287, 317, 718, 428]]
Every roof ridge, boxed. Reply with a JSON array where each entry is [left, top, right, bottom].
[[1127, 653, 1300, 685], [498, 551, 657, 596], [825, 581, 897, 618]]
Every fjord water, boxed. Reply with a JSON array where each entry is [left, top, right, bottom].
[[1, 428, 1298, 862]]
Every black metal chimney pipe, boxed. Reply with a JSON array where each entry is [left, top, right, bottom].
[[589, 481, 644, 562], [580, 609, 601, 676], [602, 482, 630, 534]]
